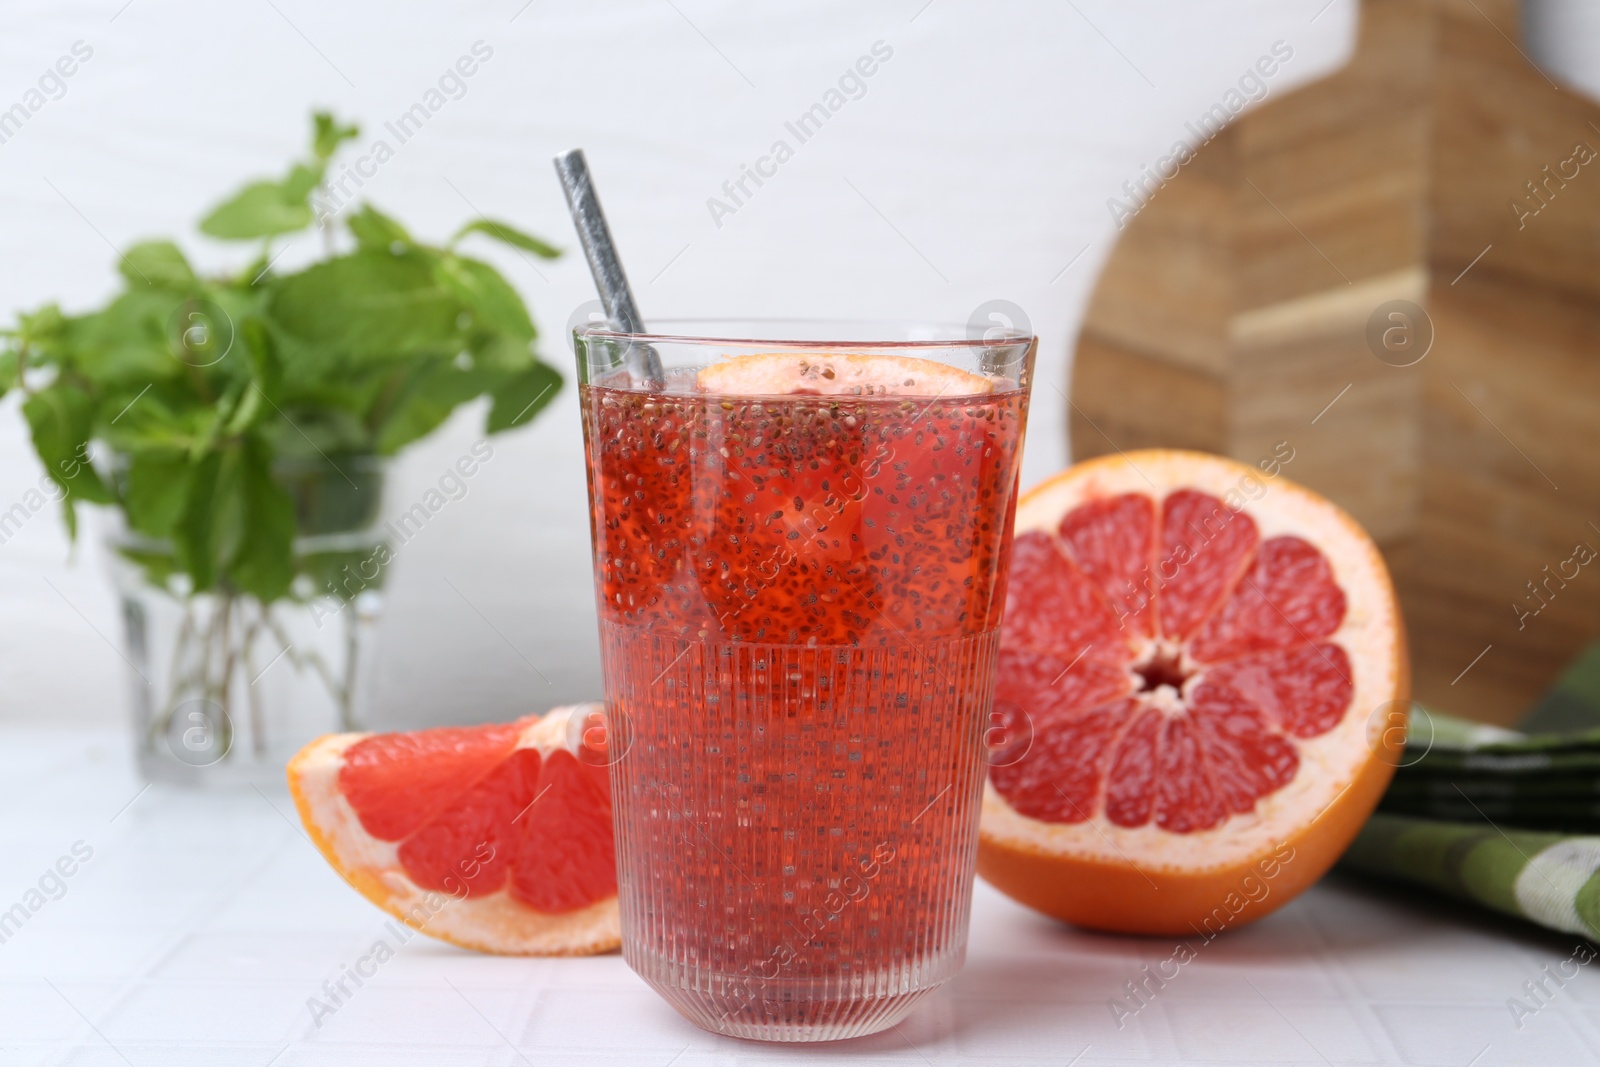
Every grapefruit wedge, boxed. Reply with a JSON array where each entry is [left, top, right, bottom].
[[979, 450, 1406, 935], [287, 705, 620, 955]]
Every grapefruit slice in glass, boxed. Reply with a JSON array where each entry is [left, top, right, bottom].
[[287, 705, 620, 955], [978, 450, 1407, 935], [695, 352, 994, 397]]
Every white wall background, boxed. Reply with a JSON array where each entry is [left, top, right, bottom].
[[0, 0, 1588, 730]]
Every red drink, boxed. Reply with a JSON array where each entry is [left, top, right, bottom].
[[576, 331, 1033, 1041]]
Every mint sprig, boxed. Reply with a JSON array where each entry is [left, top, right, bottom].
[[1, 110, 564, 603]]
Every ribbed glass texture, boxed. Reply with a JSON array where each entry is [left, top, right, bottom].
[[602, 623, 1001, 1041]]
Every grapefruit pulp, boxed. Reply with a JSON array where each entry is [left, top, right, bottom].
[[287, 705, 620, 955], [978, 450, 1406, 935]]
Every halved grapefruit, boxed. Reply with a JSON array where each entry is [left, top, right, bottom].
[[696, 352, 994, 396], [978, 449, 1406, 935], [287, 705, 620, 955]]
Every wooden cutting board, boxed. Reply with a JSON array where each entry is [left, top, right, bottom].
[[1069, 0, 1600, 725]]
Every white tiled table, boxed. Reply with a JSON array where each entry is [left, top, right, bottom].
[[2, 729, 1596, 1066]]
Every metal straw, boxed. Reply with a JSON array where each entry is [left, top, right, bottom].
[[552, 148, 665, 388]]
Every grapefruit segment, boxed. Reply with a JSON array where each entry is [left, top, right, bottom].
[[1103, 707, 1162, 829], [695, 351, 994, 397], [1057, 492, 1159, 638], [990, 700, 1130, 824], [995, 644, 1133, 721], [1001, 532, 1131, 660], [1189, 537, 1346, 661], [510, 749, 617, 914], [390, 747, 541, 898], [288, 706, 620, 955], [978, 450, 1406, 935], [339, 722, 523, 841], [1188, 683, 1300, 811], [1205, 643, 1354, 739], [1157, 489, 1259, 640]]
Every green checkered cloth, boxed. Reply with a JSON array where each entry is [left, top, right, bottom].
[[1342, 644, 1600, 937], [1344, 815, 1600, 939]]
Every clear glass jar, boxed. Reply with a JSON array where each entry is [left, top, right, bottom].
[[107, 454, 388, 786]]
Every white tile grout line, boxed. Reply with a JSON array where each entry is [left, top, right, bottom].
[[40, 821, 303, 1061]]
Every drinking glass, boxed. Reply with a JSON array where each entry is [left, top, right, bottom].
[[575, 319, 1035, 1041]]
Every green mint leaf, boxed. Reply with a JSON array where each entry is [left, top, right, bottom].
[[486, 362, 562, 433], [268, 251, 461, 360], [261, 404, 371, 461], [187, 376, 257, 461], [17, 304, 66, 344], [312, 112, 360, 161], [48, 292, 188, 385], [451, 218, 561, 259], [119, 240, 198, 291], [347, 204, 412, 253], [115, 542, 182, 591], [227, 437, 296, 601], [174, 450, 229, 591], [373, 360, 501, 454], [22, 384, 113, 511], [199, 179, 315, 240], [122, 451, 193, 538], [282, 163, 322, 202], [224, 383, 265, 435], [100, 386, 215, 456], [434, 254, 535, 341], [471, 332, 539, 374], [240, 318, 282, 399], [57, 493, 77, 540]]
